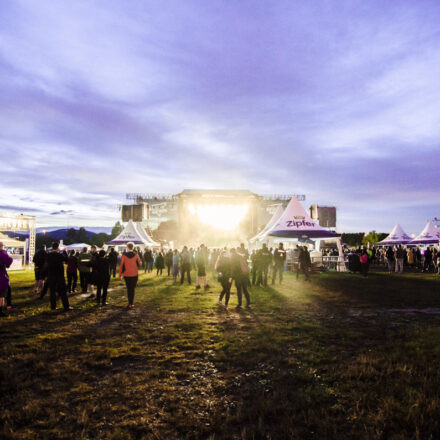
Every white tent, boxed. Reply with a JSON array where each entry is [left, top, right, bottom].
[[135, 222, 161, 247], [410, 220, 440, 245], [106, 220, 160, 248], [249, 204, 284, 243], [64, 243, 91, 252], [378, 224, 412, 246], [268, 196, 338, 239]]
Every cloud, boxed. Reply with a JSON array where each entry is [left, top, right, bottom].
[[1, 0, 440, 232]]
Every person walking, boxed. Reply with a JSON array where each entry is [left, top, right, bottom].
[[298, 246, 311, 281], [165, 249, 173, 276], [195, 244, 209, 290], [172, 249, 180, 283], [407, 247, 415, 269], [94, 250, 110, 305], [272, 242, 287, 284], [216, 250, 232, 308], [0, 242, 13, 316], [108, 247, 118, 278], [45, 242, 71, 311], [423, 247, 433, 272], [66, 250, 78, 293], [78, 247, 92, 293], [155, 252, 165, 275], [180, 246, 192, 284], [119, 242, 142, 309], [230, 248, 251, 309], [251, 250, 259, 286]]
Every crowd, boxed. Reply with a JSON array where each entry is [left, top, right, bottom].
[[0, 239, 316, 315], [2, 238, 438, 316]]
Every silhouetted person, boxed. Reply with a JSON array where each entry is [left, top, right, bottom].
[[272, 242, 287, 284], [180, 246, 192, 284], [108, 247, 118, 278], [46, 242, 71, 311], [94, 250, 110, 305], [66, 250, 78, 293]]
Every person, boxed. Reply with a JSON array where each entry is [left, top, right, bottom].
[[395, 245, 405, 273], [272, 242, 287, 284], [119, 242, 142, 309], [195, 244, 209, 290], [88, 245, 99, 297], [230, 248, 250, 308], [94, 250, 110, 305], [78, 247, 92, 293], [143, 248, 153, 273], [108, 247, 118, 278], [155, 252, 165, 275], [257, 243, 272, 287], [423, 247, 433, 272], [172, 249, 180, 283], [298, 246, 311, 281], [180, 246, 192, 284], [360, 249, 369, 277], [165, 249, 173, 276], [251, 250, 259, 286], [33, 245, 47, 295], [45, 242, 71, 311], [0, 242, 13, 316], [407, 247, 415, 269], [216, 250, 232, 308], [385, 246, 395, 274], [66, 250, 78, 293]]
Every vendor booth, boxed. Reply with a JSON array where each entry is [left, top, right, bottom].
[[378, 224, 412, 246], [410, 220, 440, 245], [105, 220, 161, 251], [0, 232, 26, 270], [268, 196, 345, 271]]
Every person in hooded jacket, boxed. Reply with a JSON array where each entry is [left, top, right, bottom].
[[119, 242, 142, 309], [93, 250, 111, 305]]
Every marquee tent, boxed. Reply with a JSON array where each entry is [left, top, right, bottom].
[[268, 196, 338, 239], [106, 220, 160, 247], [249, 204, 284, 243], [410, 220, 440, 245], [63, 243, 91, 252], [378, 224, 412, 245], [135, 222, 161, 247]]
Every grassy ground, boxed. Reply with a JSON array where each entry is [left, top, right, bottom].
[[1, 269, 440, 439]]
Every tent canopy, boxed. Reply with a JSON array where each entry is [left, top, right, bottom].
[[249, 204, 284, 242], [268, 196, 338, 239], [378, 224, 412, 245], [411, 220, 440, 244], [0, 232, 25, 247], [106, 220, 160, 247]]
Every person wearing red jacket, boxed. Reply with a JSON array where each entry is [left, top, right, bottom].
[[119, 242, 142, 309]]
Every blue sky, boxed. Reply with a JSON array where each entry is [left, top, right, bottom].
[[1, 0, 440, 233]]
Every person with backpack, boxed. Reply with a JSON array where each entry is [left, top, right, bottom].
[[119, 242, 142, 309], [385, 246, 395, 274], [94, 250, 110, 305], [230, 248, 250, 309], [395, 245, 405, 273], [180, 246, 192, 284], [107, 247, 118, 278]]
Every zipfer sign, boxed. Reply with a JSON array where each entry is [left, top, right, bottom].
[[285, 216, 316, 228]]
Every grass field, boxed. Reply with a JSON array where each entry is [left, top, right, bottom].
[[1, 269, 440, 439]]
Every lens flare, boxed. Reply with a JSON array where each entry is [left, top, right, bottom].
[[188, 204, 248, 230]]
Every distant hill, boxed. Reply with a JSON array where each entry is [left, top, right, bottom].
[[3, 227, 113, 240]]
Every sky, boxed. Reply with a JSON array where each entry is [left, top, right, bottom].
[[1, 0, 440, 233]]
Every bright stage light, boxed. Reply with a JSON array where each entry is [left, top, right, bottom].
[[188, 203, 249, 230]]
